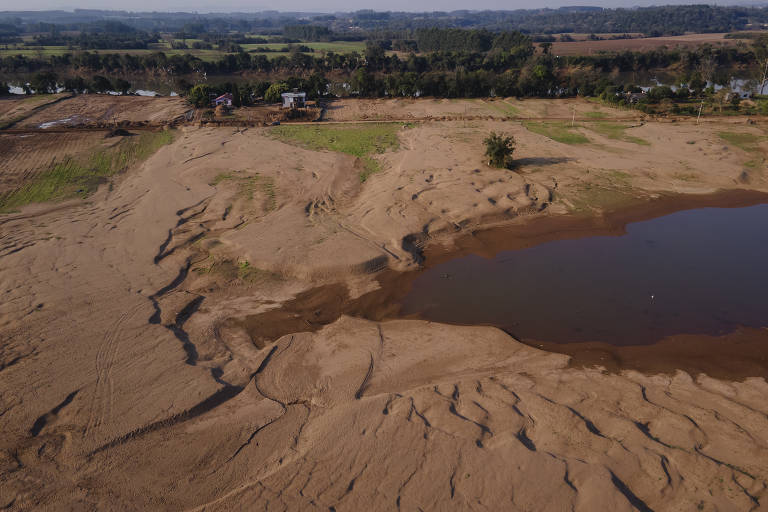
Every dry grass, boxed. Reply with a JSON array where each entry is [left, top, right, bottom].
[[209, 171, 277, 211]]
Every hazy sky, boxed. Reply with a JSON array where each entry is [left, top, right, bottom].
[[6, 0, 764, 13]]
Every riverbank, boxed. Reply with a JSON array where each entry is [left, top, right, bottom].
[[2, 98, 768, 510], [236, 189, 768, 380]]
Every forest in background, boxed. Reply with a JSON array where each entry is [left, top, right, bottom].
[[3, 5, 768, 37], [3, 7, 768, 116]]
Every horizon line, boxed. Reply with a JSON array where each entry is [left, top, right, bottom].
[[4, 4, 768, 15]]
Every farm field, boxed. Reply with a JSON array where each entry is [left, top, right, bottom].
[[544, 32, 749, 55], [322, 96, 633, 121], [240, 41, 365, 53], [10, 94, 191, 128], [0, 45, 70, 57], [0, 46, 228, 61], [0, 40, 365, 61], [0, 130, 173, 212], [2, 96, 768, 510], [0, 33, 747, 61], [0, 132, 106, 199], [0, 94, 71, 129]]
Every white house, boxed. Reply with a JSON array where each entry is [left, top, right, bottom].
[[281, 91, 306, 109]]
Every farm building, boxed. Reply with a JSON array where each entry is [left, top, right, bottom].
[[213, 93, 233, 107], [281, 91, 306, 109]]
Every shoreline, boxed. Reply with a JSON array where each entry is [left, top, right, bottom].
[[242, 188, 768, 380]]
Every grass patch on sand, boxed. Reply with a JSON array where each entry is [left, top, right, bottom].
[[567, 184, 635, 213], [743, 158, 765, 170], [237, 260, 283, 282], [210, 171, 277, 210], [485, 100, 520, 117], [271, 123, 402, 182], [605, 169, 632, 185], [718, 131, 764, 152], [719, 132, 767, 173], [209, 172, 235, 186], [584, 111, 608, 119], [585, 122, 649, 145], [0, 130, 174, 213], [673, 172, 701, 182], [192, 258, 283, 284], [523, 121, 589, 144]]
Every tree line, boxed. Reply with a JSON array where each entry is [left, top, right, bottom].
[[6, 5, 768, 40], [28, 32, 158, 50], [2, 72, 132, 95], [366, 6, 763, 36], [0, 39, 755, 80], [3, 33, 765, 104]]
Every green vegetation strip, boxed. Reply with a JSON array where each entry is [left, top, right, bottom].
[[718, 131, 764, 152], [0, 130, 174, 213], [192, 258, 283, 284], [586, 122, 649, 145], [270, 123, 402, 182], [0, 47, 228, 61], [0, 40, 365, 61], [523, 121, 589, 145], [241, 41, 365, 52], [484, 100, 520, 117], [567, 183, 635, 213]]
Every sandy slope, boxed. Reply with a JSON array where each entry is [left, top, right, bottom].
[[2, 110, 768, 510], [3, 315, 768, 510]]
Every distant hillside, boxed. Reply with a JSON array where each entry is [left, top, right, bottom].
[[2, 5, 768, 37]]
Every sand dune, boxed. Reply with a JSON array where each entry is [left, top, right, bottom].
[[2, 106, 768, 509]]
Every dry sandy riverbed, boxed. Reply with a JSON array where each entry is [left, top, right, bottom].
[[1, 98, 768, 510]]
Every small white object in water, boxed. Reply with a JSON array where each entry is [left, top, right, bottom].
[[651, 295, 655, 300]]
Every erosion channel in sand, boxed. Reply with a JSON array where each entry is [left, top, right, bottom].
[[4, 95, 768, 509]]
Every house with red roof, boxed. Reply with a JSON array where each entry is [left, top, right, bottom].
[[213, 92, 233, 107]]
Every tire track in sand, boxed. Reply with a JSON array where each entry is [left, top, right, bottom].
[[83, 301, 146, 442]]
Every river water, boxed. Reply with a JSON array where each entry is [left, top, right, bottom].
[[400, 204, 768, 345]]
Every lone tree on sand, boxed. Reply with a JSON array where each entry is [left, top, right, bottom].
[[484, 132, 515, 168]]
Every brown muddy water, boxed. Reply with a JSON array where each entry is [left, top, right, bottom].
[[240, 191, 768, 377], [399, 203, 768, 346]]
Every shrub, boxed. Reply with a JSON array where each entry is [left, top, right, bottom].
[[264, 82, 289, 103], [484, 131, 515, 168], [187, 84, 212, 108]]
